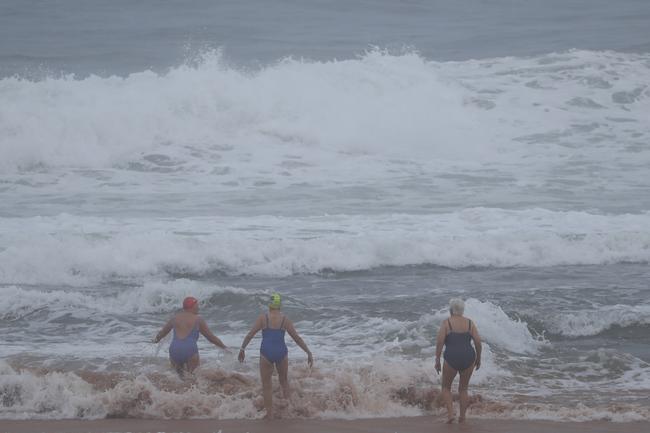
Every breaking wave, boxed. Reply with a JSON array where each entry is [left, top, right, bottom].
[[1, 209, 650, 285], [549, 305, 650, 337], [1, 49, 648, 174]]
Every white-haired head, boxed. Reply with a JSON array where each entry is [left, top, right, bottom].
[[449, 298, 465, 316]]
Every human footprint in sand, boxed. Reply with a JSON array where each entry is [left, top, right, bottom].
[[435, 298, 482, 423], [153, 296, 230, 377], [238, 293, 314, 419]]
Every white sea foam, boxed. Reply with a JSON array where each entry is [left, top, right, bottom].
[[290, 305, 507, 385], [0, 49, 648, 179], [0, 286, 534, 365], [0, 361, 103, 419], [1, 48, 650, 422], [1, 294, 647, 421], [0, 282, 251, 321], [1, 358, 647, 421], [0, 292, 525, 396], [549, 305, 650, 337], [0, 358, 434, 420], [1, 209, 649, 285], [0, 50, 481, 173]]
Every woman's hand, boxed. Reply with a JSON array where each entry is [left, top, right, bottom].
[[435, 358, 442, 374], [238, 348, 245, 363], [307, 352, 314, 368], [475, 357, 481, 370]]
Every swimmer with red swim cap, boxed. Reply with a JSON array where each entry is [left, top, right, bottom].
[[153, 296, 230, 376]]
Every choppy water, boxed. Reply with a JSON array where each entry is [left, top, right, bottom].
[[1, 0, 649, 422]]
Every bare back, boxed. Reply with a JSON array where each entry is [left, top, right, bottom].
[[173, 311, 200, 339], [446, 315, 471, 333], [264, 310, 287, 329]]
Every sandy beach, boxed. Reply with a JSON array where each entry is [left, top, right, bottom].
[[1, 417, 647, 433]]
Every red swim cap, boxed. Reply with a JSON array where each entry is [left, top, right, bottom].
[[183, 296, 198, 310]]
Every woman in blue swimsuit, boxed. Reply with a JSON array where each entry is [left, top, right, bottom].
[[238, 293, 313, 419], [153, 296, 230, 376], [434, 298, 482, 424]]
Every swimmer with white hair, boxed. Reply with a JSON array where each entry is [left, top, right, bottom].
[[434, 298, 482, 423]]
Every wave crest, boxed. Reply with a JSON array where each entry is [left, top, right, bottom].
[[1, 49, 648, 173], [0, 282, 251, 320], [550, 305, 650, 337], [2, 209, 650, 285]]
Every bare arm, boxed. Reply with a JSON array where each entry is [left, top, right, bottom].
[[198, 317, 228, 350], [286, 318, 313, 367], [238, 315, 265, 362], [153, 318, 174, 343], [434, 320, 448, 373], [471, 323, 482, 370]]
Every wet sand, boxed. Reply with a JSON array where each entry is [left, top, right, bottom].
[[2, 417, 646, 433]]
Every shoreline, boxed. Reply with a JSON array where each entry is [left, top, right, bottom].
[[1, 417, 647, 433]]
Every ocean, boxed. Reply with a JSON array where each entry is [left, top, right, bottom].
[[0, 0, 649, 422]]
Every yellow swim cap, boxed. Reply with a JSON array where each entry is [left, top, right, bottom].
[[269, 293, 282, 309]]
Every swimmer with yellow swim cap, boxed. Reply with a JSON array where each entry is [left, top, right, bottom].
[[269, 292, 282, 309], [238, 292, 313, 419]]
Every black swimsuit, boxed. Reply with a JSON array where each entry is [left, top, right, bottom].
[[443, 318, 476, 371]]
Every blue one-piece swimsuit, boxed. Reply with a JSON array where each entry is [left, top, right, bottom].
[[260, 314, 288, 364], [443, 319, 476, 371], [169, 321, 199, 365]]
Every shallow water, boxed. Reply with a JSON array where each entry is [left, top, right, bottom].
[[1, 0, 649, 422]]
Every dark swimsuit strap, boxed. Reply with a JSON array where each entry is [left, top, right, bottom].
[[448, 318, 472, 333]]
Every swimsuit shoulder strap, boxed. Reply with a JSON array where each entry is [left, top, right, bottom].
[[279, 315, 286, 330], [447, 318, 453, 331], [468, 319, 472, 332], [191, 318, 200, 336]]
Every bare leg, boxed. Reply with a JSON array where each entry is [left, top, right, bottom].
[[170, 359, 184, 378], [259, 355, 274, 419], [187, 353, 200, 373], [441, 361, 458, 423], [276, 356, 290, 399], [458, 364, 475, 423]]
